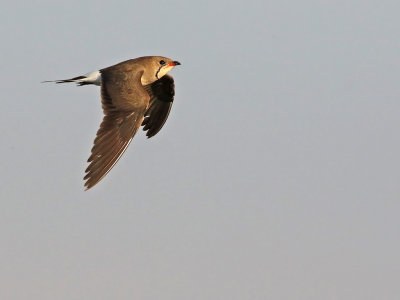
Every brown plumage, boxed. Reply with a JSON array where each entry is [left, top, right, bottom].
[[44, 56, 180, 189]]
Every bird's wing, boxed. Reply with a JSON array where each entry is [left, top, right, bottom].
[[84, 68, 150, 190], [142, 75, 175, 138]]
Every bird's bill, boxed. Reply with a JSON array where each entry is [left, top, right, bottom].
[[169, 61, 181, 66]]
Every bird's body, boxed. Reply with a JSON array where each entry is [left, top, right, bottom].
[[45, 56, 181, 190]]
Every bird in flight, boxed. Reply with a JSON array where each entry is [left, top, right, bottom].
[[44, 56, 181, 190]]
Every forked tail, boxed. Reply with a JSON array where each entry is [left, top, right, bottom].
[[42, 70, 102, 86]]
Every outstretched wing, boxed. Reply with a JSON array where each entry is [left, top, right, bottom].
[[84, 68, 150, 190], [142, 75, 175, 138]]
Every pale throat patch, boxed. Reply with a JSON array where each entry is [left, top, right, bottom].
[[157, 66, 174, 79], [140, 66, 174, 85]]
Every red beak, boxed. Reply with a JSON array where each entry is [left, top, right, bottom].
[[169, 61, 181, 66]]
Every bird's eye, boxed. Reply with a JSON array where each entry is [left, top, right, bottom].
[[159, 60, 166, 65]]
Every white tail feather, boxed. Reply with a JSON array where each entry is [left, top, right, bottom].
[[42, 70, 102, 86]]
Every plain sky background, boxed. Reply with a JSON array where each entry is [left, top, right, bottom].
[[1, 0, 399, 299]]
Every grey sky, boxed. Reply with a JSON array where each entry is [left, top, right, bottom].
[[1, 0, 399, 299]]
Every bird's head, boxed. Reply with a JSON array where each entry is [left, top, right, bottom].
[[140, 56, 181, 85]]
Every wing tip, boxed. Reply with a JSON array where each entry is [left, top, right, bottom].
[[83, 179, 96, 191]]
